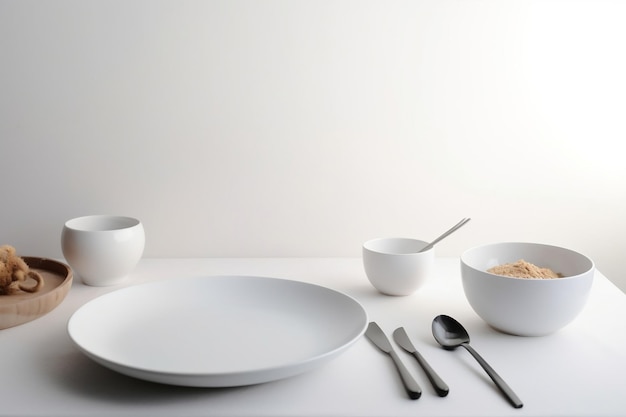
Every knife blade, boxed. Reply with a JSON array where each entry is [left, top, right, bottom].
[[365, 322, 421, 399], [393, 327, 449, 397]]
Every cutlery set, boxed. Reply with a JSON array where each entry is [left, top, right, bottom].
[[365, 322, 425, 399], [365, 317, 523, 409], [392, 327, 450, 397]]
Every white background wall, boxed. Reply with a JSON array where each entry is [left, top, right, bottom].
[[2, 0, 625, 292]]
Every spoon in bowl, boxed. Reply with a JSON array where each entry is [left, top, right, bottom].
[[432, 315, 523, 409], [419, 218, 471, 252]]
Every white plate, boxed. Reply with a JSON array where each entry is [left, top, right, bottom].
[[67, 275, 367, 387]]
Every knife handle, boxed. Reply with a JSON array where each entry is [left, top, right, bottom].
[[412, 351, 450, 397], [389, 350, 422, 399]]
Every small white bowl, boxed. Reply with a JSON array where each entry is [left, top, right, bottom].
[[461, 242, 594, 336], [363, 238, 434, 296], [61, 215, 145, 286]]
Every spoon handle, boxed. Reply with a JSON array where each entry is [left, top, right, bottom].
[[389, 350, 422, 399], [461, 344, 523, 409], [420, 217, 471, 252]]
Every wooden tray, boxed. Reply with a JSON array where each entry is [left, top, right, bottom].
[[0, 257, 73, 330]]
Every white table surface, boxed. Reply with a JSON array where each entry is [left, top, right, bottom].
[[2, 258, 625, 417]]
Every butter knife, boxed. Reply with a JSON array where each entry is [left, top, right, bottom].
[[393, 327, 449, 397], [365, 322, 422, 399]]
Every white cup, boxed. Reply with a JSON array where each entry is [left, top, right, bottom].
[[363, 238, 434, 296], [61, 215, 145, 286]]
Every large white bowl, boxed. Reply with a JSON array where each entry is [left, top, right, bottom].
[[461, 242, 594, 336], [61, 215, 145, 286]]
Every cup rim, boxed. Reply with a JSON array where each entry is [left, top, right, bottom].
[[64, 215, 142, 232], [363, 237, 432, 255]]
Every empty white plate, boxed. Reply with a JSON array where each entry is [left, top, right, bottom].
[[67, 275, 368, 387]]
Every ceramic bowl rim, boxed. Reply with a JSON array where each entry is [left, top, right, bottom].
[[363, 237, 433, 256], [461, 241, 595, 282], [64, 215, 142, 233]]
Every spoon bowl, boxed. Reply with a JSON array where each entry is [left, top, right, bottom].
[[432, 314, 471, 349], [432, 315, 523, 409]]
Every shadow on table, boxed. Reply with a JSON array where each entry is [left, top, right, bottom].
[[41, 345, 261, 404]]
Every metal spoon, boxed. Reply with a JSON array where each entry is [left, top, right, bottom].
[[419, 217, 471, 252], [432, 315, 523, 409]]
